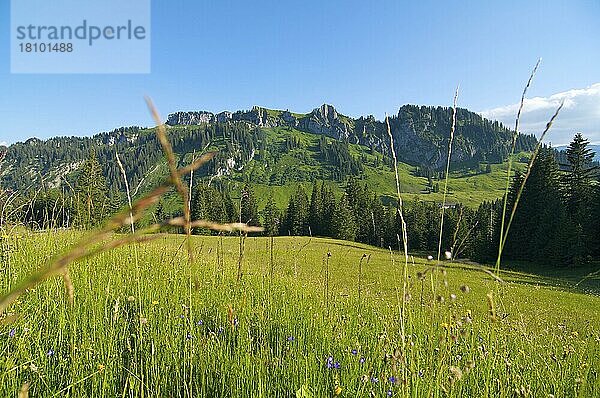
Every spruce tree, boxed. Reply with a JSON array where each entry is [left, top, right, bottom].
[[561, 133, 597, 261], [332, 193, 357, 241], [75, 151, 108, 228], [262, 192, 280, 236], [308, 181, 322, 236], [503, 148, 570, 264], [240, 183, 260, 226]]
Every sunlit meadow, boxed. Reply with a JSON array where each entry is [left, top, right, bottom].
[[1, 232, 598, 397]]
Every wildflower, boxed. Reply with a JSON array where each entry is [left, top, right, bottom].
[[371, 377, 379, 383], [326, 356, 340, 369], [359, 357, 366, 364], [326, 356, 334, 369], [387, 390, 393, 397], [217, 327, 224, 334], [179, 314, 185, 319], [47, 349, 54, 356], [186, 333, 193, 340], [351, 349, 358, 355], [441, 322, 449, 329], [197, 320, 203, 326], [127, 296, 135, 302], [334, 385, 342, 396], [287, 336, 295, 342], [9, 329, 16, 338], [450, 293, 457, 301], [418, 370, 424, 377], [98, 364, 105, 372], [232, 318, 239, 327], [152, 300, 159, 306], [140, 317, 148, 325], [389, 376, 397, 384]]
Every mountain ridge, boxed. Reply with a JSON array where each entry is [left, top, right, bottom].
[[0, 103, 537, 208]]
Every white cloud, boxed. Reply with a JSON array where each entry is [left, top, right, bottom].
[[0, 141, 7, 147], [480, 83, 600, 146]]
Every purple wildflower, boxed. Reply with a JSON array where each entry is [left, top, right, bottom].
[[8, 329, 15, 338], [47, 349, 54, 356], [287, 336, 295, 341], [389, 376, 397, 384], [351, 349, 358, 355], [186, 334, 193, 340], [359, 357, 366, 364], [326, 356, 334, 369], [387, 390, 393, 396], [197, 320, 203, 326], [371, 377, 379, 383], [217, 326, 224, 334], [418, 370, 424, 377]]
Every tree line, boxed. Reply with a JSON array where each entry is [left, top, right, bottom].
[[188, 133, 599, 267], [2, 133, 597, 268]]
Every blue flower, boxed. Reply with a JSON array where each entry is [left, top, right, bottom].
[[47, 349, 54, 356], [351, 349, 358, 355], [326, 356, 334, 369], [217, 327, 224, 334], [418, 370, 424, 377], [389, 376, 397, 384], [326, 356, 340, 369], [233, 318, 239, 326], [287, 336, 295, 341], [197, 320, 203, 326], [387, 390, 393, 396], [8, 329, 15, 338], [186, 334, 193, 340], [359, 357, 366, 364], [371, 377, 379, 383]]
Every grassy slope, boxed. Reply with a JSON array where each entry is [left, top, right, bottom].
[[1, 232, 598, 396], [166, 126, 528, 210]]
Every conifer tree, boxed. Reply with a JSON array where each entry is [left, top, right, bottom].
[[332, 193, 357, 241], [561, 133, 597, 261], [75, 151, 108, 228], [240, 183, 260, 226], [262, 192, 280, 236], [308, 181, 322, 236]]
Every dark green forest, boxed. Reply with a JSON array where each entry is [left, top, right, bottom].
[[3, 131, 597, 268]]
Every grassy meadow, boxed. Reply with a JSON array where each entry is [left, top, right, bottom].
[[1, 232, 598, 397]]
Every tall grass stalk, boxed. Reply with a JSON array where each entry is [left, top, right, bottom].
[[385, 113, 409, 388], [495, 59, 541, 274], [115, 150, 145, 395], [436, 87, 459, 278]]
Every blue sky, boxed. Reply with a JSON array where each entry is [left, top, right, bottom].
[[1, 0, 599, 146]]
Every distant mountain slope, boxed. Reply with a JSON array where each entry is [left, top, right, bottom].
[[0, 104, 535, 208]]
